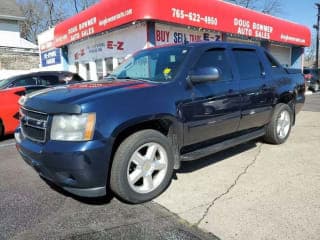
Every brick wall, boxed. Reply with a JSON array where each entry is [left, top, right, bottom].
[[0, 49, 39, 70]]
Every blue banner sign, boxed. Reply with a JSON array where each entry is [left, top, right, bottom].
[[41, 49, 62, 67]]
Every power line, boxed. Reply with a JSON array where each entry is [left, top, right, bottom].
[[313, 3, 320, 69]]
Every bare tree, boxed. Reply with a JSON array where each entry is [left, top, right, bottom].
[[305, 34, 316, 67], [18, 0, 47, 43], [17, 0, 98, 43], [42, 0, 66, 27], [225, 0, 282, 15], [68, 0, 99, 14]]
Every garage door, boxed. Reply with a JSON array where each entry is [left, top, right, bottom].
[[269, 44, 291, 67], [226, 37, 260, 46]]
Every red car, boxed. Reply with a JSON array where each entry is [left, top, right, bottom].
[[0, 86, 45, 138]]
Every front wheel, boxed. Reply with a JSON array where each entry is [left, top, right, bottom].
[[313, 82, 319, 92], [264, 103, 293, 145], [110, 130, 174, 203]]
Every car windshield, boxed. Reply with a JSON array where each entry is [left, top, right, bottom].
[[0, 77, 14, 89], [110, 46, 190, 82]]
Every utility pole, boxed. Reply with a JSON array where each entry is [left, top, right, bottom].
[[314, 3, 320, 69]]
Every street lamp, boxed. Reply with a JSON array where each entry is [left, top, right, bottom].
[[314, 3, 320, 69]]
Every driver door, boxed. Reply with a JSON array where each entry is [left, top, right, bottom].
[[181, 48, 241, 146]]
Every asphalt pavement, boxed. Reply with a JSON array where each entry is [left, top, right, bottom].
[[0, 139, 215, 240]]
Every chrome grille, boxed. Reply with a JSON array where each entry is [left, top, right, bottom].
[[20, 107, 49, 143]]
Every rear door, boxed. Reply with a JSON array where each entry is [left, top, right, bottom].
[[182, 47, 241, 146], [232, 48, 273, 131]]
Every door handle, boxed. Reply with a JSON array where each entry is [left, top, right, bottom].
[[260, 84, 268, 92]]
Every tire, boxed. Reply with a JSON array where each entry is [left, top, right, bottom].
[[110, 129, 174, 203], [313, 82, 319, 92], [264, 103, 293, 145], [0, 121, 4, 139]]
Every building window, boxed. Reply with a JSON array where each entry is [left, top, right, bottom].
[[75, 62, 79, 74], [105, 57, 113, 75], [85, 63, 90, 80], [96, 59, 103, 80]]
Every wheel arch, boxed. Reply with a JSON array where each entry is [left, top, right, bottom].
[[109, 115, 182, 175], [276, 91, 296, 125]]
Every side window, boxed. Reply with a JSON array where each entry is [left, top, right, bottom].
[[13, 77, 37, 86], [39, 75, 59, 86], [193, 48, 232, 81], [233, 49, 263, 80], [265, 51, 286, 74]]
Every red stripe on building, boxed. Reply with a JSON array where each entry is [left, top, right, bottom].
[[54, 0, 311, 47]]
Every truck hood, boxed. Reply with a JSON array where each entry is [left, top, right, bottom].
[[21, 80, 155, 114]]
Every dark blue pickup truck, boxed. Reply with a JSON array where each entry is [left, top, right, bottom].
[[15, 42, 305, 203]]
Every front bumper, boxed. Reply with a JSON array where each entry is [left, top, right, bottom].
[[15, 128, 112, 197]]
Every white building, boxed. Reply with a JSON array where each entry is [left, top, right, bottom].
[[0, 0, 39, 78]]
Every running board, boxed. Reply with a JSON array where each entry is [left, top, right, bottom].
[[180, 128, 265, 161]]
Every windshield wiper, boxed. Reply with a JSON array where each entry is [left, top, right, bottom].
[[117, 76, 133, 79], [107, 76, 154, 82]]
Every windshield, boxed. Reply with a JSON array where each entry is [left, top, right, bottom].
[[111, 46, 190, 82], [0, 78, 13, 89]]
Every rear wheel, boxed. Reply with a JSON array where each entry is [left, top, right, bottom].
[[110, 130, 174, 203], [264, 103, 293, 145]]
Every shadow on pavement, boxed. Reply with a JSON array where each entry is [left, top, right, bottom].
[[41, 177, 115, 205], [0, 133, 14, 141], [177, 140, 259, 174]]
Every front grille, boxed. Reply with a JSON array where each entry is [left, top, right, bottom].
[[20, 107, 49, 143], [20, 107, 48, 121]]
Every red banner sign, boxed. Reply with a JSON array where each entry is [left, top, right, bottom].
[[54, 0, 311, 47]]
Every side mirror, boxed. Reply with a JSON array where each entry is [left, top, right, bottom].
[[188, 67, 220, 84]]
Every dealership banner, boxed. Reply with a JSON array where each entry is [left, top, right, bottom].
[[54, 0, 310, 48], [38, 28, 55, 52], [41, 49, 62, 67], [68, 24, 147, 64], [155, 23, 221, 45]]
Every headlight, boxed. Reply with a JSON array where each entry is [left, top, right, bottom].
[[51, 113, 96, 141]]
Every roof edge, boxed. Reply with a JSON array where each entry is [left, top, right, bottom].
[[0, 15, 25, 21]]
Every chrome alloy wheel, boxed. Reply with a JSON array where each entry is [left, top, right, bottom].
[[277, 110, 291, 139], [127, 142, 168, 194]]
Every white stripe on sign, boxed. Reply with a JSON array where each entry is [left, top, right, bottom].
[[0, 142, 16, 148]]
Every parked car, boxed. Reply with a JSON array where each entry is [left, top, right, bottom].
[[0, 86, 46, 138], [0, 71, 85, 139], [15, 42, 305, 203], [303, 68, 320, 92], [0, 71, 85, 90]]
